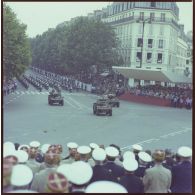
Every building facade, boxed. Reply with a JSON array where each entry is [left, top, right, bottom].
[[87, 2, 192, 85]]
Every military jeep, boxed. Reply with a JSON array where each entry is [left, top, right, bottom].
[[93, 99, 112, 116], [106, 93, 120, 107], [48, 91, 64, 106]]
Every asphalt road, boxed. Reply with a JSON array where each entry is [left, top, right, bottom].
[[3, 80, 192, 156]]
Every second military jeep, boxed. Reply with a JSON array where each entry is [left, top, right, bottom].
[[48, 91, 64, 106], [93, 99, 112, 116]]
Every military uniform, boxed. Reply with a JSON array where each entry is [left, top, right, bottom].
[[171, 146, 192, 193]]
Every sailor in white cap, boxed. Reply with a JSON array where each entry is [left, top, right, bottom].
[[68, 161, 93, 193], [171, 146, 192, 193], [132, 144, 143, 161], [10, 164, 33, 190], [119, 158, 144, 193], [88, 143, 99, 167], [14, 150, 29, 164], [135, 151, 152, 178], [30, 151, 61, 192], [77, 145, 91, 162], [109, 144, 123, 167], [57, 164, 72, 181], [29, 141, 40, 149], [102, 146, 124, 182], [61, 142, 78, 164], [85, 181, 128, 193], [18, 144, 30, 153], [90, 148, 110, 183]]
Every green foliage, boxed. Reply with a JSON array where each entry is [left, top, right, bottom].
[[30, 16, 122, 74], [3, 4, 31, 80]]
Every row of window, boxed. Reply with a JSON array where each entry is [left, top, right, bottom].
[[136, 52, 163, 63], [137, 39, 164, 49], [139, 12, 166, 21]]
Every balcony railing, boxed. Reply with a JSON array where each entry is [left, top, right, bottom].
[[105, 16, 180, 29]]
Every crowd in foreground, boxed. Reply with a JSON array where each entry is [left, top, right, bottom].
[[3, 141, 192, 193]]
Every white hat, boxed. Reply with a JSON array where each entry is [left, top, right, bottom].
[[105, 146, 119, 158], [89, 143, 99, 149], [92, 148, 106, 161], [67, 142, 78, 149], [29, 141, 40, 148], [123, 151, 135, 160], [68, 161, 93, 185], [41, 144, 51, 153], [4, 142, 15, 157], [123, 159, 138, 172], [177, 146, 192, 157], [57, 164, 72, 180], [77, 146, 91, 154], [14, 150, 29, 163], [18, 144, 30, 150], [132, 144, 143, 151], [85, 181, 127, 193], [138, 152, 152, 162], [11, 165, 33, 186]]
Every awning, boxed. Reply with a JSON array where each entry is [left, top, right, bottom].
[[112, 66, 192, 84]]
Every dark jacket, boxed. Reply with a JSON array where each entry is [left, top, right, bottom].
[[134, 165, 147, 178], [102, 161, 125, 182], [171, 161, 192, 193], [119, 173, 144, 193]]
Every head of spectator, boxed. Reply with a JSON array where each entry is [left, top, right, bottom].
[[40, 144, 51, 154], [46, 172, 69, 193], [85, 181, 127, 193], [18, 144, 30, 154], [68, 161, 93, 193], [67, 142, 78, 158], [29, 141, 40, 150], [132, 144, 143, 154], [3, 161, 13, 188], [74, 152, 81, 161], [177, 146, 192, 162], [4, 155, 18, 166], [10, 164, 33, 190], [92, 148, 106, 165], [14, 150, 29, 164], [138, 151, 152, 165], [56, 144, 63, 154], [110, 144, 122, 156], [3, 142, 16, 157], [123, 158, 138, 174], [152, 149, 165, 163], [28, 147, 38, 159], [44, 151, 61, 167], [105, 146, 119, 161], [77, 146, 91, 161], [14, 143, 20, 150], [122, 151, 135, 161]]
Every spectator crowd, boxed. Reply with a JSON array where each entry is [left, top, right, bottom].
[[3, 141, 192, 193]]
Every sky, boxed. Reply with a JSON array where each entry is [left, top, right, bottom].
[[5, 2, 193, 38]]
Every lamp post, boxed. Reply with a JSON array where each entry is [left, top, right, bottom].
[[137, 18, 151, 68]]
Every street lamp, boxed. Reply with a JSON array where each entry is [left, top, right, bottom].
[[136, 18, 151, 68]]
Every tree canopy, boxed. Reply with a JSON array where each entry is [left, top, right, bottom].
[[30, 16, 122, 75], [3, 4, 31, 81]]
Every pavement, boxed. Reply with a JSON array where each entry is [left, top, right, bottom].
[[3, 80, 192, 156]]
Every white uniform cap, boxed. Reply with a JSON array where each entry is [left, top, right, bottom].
[[77, 146, 91, 154], [29, 141, 40, 148], [92, 148, 106, 161], [105, 146, 119, 158], [85, 181, 127, 193], [138, 151, 152, 162], [14, 150, 29, 163], [11, 165, 33, 186], [67, 142, 78, 149], [123, 151, 135, 160], [68, 161, 93, 185], [177, 146, 192, 157], [123, 159, 138, 172], [132, 144, 143, 151], [18, 144, 30, 150], [56, 164, 72, 180], [4, 142, 15, 157], [41, 144, 51, 153], [89, 143, 99, 149]]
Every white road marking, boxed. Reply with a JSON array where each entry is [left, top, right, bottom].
[[121, 128, 192, 151], [63, 99, 78, 109]]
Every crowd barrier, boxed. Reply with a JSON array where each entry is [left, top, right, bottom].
[[119, 92, 171, 107]]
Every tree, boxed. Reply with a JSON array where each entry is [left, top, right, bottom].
[[3, 4, 31, 81]]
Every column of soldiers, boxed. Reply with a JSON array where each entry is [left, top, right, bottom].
[[3, 141, 192, 193]]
